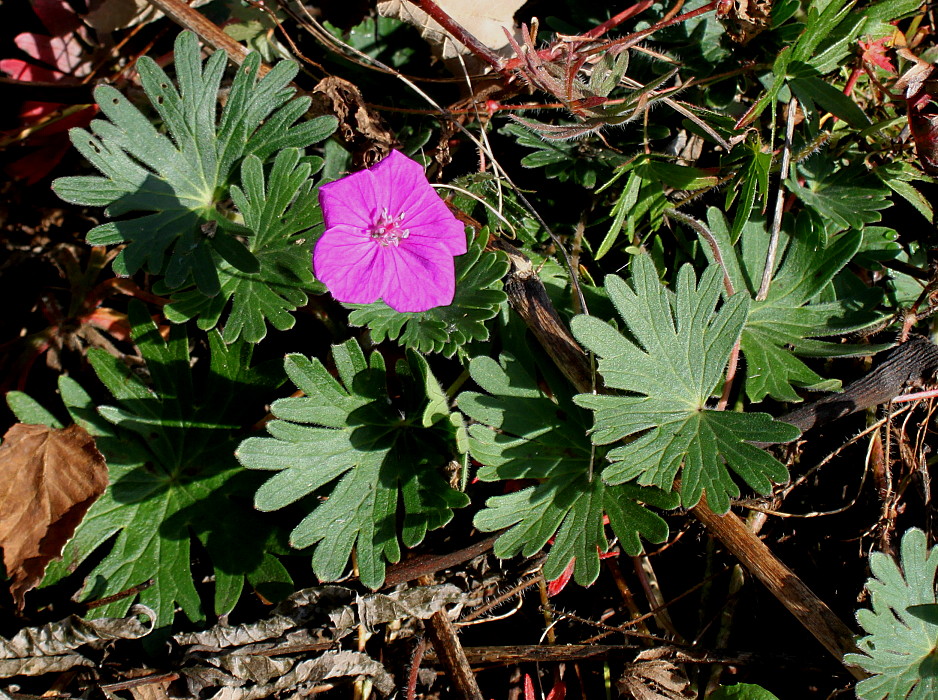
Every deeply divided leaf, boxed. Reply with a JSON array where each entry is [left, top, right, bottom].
[[571, 255, 798, 513], [35, 303, 289, 629], [236, 340, 469, 588], [699, 208, 884, 402], [459, 353, 676, 585], [52, 31, 336, 299], [846, 529, 938, 700], [346, 232, 508, 356], [163, 148, 328, 342]]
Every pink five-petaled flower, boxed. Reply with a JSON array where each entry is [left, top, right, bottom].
[[313, 150, 468, 313]]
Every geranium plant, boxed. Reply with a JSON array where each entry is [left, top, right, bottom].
[[2, 1, 937, 697]]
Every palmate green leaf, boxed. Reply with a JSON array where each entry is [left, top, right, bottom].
[[52, 31, 336, 296], [163, 149, 326, 343], [788, 158, 891, 230], [236, 340, 469, 589], [458, 353, 676, 585], [571, 256, 798, 513], [9, 302, 289, 629], [700, 208, 883, 403], [846, 529, 938, 700], [345, 231, 508, 357]]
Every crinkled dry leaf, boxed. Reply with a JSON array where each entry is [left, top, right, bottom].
[[358, 584, 465, 630], [616, 657, 695, 700], [174, 586, 357, 650], [184, 651, 394, 700], [0, 605, 154, 678], [312, 76, 396, 166], [377, 0, 525, 64], [0, 423, 108, 608], [174, 585, 463, 698]]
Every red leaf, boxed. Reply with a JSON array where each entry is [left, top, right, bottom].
[[545, 680, 567, 700], [547, 558, 576, 597], [32, 0, 82, 36], [524, 674, 536, 700], [859, 37, 895, 74]]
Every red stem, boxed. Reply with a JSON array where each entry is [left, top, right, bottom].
[[588, 1, 719, 55], [406, 0, 507, 74], [583, 1, 656, 40]]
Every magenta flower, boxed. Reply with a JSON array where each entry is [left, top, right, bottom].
[[313, 150, 468, 313]]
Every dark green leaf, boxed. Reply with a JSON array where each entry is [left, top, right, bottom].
[[164, 148, 329, 343], [29, 303, 287, 628], [459, 353, 676, 585], [699, 208, 884, 402], [52, 31, 334, 296], [346, 231, 508, 356]]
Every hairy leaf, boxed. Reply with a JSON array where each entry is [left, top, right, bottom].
[[789, 159, 891, 230], [700, 208, 884, 402], [571, 255, 798, 513], [459, 353, 677, 585], [52, 31, 335, 296], [846, 529, 938, 700], [163, 149, 328, 343], [236, 340, 469, 589]]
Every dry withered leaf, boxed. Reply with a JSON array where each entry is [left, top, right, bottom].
[[0, 423, 109, 608], [616, 652, 695, 700], [0, 604, 154, 678], [312, 76, 397, 168], [716, 0, 773, 44]]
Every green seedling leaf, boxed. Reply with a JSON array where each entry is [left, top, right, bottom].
[[846, 528, 938, 700], [52, 31, 335, 296], [700, 208, 884, 403], [571, 255, 798, 513], [163, 148, 328, 343], [458, 353, 677, 585], [346, 231, 508, 356], [729, 137, 771, 241], [11, 303, 289, 629], [236, 340, 469, 589]]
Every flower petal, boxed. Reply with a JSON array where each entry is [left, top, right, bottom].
[[319, 169, 380, 229], [379, 241, 457, 312], [372, 151, 468, 256], [313, 226, 384, 305], [406, 215, 468, 257]]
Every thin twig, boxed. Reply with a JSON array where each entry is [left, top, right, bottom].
[[757, 96, 797, 301]]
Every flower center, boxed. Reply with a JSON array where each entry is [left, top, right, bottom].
[[369, 209, 410, 247]]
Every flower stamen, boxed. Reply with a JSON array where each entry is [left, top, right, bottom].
[[369, 208, 410, 247]]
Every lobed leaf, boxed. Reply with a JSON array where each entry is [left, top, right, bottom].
[[699, 208, 884, 403], [459, 352, 676, 585], [571, 255, 798, 513], [237, 341, 468, 589], [13, 303, 289, 629], [846, 529, 938, 700], [163, 148, 329, 343], [52, 31, 335, 299]]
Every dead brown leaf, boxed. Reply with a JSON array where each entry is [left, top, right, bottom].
[[0, 423, 109, 608], [312, 76, 398, 168], [616, 654, 695, 700]]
